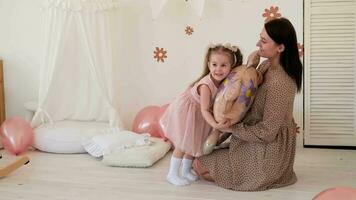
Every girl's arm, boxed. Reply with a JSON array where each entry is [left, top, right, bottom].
[[199, 84, 220, 129]]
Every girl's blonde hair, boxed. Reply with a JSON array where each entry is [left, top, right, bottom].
[[191, 43, 243, 86]]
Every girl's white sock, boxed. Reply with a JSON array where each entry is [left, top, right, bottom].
[[182, 158, 198, 181], [166, 156, 189, 186]]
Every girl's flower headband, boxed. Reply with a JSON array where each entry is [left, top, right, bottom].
[[208, 43, 239, 65], [208, 43, 239, 53]]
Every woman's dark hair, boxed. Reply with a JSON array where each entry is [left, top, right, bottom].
[[265, 18, 303, 92]]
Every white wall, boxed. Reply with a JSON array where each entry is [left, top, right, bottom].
[[0, 0, 43, 118], [0, 0, 303, 145]]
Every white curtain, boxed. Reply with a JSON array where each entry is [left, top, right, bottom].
[[150, 0, 168, 19], [32, 0, 123, 129], [189, 0, 206, 18], [150, 0, 206, 19]]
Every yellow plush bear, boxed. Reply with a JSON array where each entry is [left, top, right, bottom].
[[203, 51, 261, 155]]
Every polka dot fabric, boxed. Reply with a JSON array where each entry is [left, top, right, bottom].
[[198, 61, 298, 191]]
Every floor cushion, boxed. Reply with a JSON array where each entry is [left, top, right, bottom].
[[83, 130, 171, 167], [34, 120, 109, 153]]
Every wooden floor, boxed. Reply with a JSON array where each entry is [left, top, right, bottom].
[[0, 147, 356, 200]]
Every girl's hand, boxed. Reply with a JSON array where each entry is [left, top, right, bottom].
[[215, 120, 233, 133], [214, 122, 226, 129]]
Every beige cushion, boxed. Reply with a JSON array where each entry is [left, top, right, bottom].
[[102, 136, 171, 168]]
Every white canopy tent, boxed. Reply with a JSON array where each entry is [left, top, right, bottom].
[[32, 0, 123, 130]]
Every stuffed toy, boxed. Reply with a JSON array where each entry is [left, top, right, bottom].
[[203, 51, 261, 155], [0, 154, 29, 177]]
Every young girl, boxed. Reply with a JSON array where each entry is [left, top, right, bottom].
[[160, 43, 243, 186]]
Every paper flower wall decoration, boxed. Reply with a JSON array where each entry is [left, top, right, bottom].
[[185, 26, 194, 35], [262, 6, 282, 22], [153, 47, 167, 62]]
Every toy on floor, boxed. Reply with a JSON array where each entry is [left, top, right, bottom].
[[0, 154, 29, 178], [203, 51, 261, 155]]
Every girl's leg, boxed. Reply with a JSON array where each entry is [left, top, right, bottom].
[[182, 154, 198, 181], [166, 148, 189, 186]]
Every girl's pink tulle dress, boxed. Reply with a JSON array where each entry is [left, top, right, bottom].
[[160, 74, 218, 157]]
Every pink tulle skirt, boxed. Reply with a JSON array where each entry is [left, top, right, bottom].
[[160, 90, 212, 157]]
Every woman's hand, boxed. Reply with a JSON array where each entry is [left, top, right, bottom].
[[246, 50, 260, 68], [292, 118, 300, 134], [218, 126, 233, 133], [257, 60, 270, 75]]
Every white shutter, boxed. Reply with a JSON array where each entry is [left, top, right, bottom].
[[304, 0, 356, 146]]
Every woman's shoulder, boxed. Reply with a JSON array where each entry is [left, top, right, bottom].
[[266, 68, 296, 92]]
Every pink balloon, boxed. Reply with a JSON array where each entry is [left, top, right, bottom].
[[132, 105, 169, 138], [0, 117, 34, 155], [157, 104, 169, 140], [313, 187, 356, 200]]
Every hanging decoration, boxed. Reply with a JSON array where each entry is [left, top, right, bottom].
[[150, 0, 168, 20], [154, 47, 168, 62], [188, 0, 206, 18], [298, 43, 304, 58], [150, 0, 206, 19], [185, 26, 194, 35], [262, 6, 282, 22]]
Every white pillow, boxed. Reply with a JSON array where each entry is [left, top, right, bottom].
[[81, 130, 151, 157], [34, 120, 109, 153], [101, 133, 171, 168]]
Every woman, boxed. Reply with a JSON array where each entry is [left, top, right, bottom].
[[193, 18, 303, 191]]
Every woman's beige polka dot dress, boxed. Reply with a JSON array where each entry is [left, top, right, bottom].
[[198, 62, 298, 191]]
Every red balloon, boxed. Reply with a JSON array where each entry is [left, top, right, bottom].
[[132, 105, 168, 138], [0, 117, 34, 155]]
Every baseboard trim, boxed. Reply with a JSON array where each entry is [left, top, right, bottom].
[[304, 145, 356, 150]]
